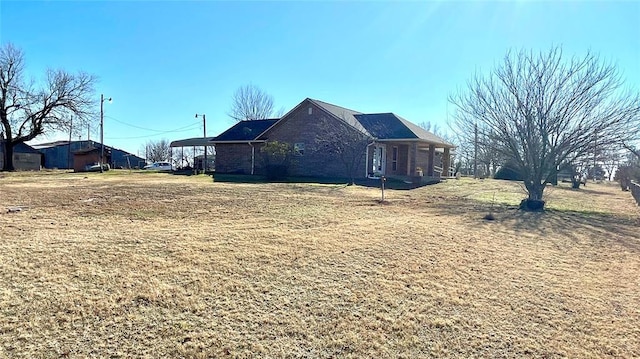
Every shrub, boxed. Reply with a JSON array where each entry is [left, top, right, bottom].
[[260, 141, 293, 180], [494, 163, 522, 181]]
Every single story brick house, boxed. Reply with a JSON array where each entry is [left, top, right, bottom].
[[208, 98, 454, 183]]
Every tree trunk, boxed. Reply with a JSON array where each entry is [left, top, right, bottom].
[[521, 181, 545, 211], [2, 141, 14, 171], [571, 166, 583, 189], [571, 177, 581, 189]]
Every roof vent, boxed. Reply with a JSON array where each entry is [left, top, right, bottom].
[[308, 107, 313, 115]]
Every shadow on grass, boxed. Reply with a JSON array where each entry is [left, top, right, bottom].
[[171, 170, 213, 177], [552, 185, 619, 197], [211, 173, 428, 190], [433, 198, 640, 252]]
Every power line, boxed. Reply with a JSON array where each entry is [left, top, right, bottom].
[[104, 115, 202, 133], [105, 126, 204, 140]]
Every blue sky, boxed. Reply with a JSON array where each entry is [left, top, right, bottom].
[[1, 1, 639, 155]]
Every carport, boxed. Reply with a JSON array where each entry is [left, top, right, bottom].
[[169, 137, 215, 173]]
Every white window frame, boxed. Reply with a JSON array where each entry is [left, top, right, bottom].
[[392, 146, 398, 171]]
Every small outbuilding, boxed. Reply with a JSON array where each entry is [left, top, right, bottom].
[[73, 146, 111, 172], [0, 141, 42, 171], [33, 140, 146, 170]]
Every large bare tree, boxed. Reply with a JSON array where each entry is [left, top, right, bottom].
[[143, 138, 172, 163], [228, 84, 275, 122], [450, 47, 640, 210], [0, 43, 97, 171]]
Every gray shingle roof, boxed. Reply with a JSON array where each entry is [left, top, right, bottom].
[[308, 99, 453, 147], [198, 98, 453, 148], [391, 114, 455, 147], [308, 99, 371, 135], [169, 137, 216, 147], [211, 119, 279, 142], [353, 113, 416, 139]]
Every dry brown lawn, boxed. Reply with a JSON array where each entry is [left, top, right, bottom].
[[1, 171, 639, 358]]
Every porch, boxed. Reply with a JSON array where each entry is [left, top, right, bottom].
[[366, 141, 454, 184]]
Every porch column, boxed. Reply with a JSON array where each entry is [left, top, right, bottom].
[[443, 147, 451, 177], [410, 142, 418, 175], [365, 143, 371, 177], [427, 144, 435, 176]]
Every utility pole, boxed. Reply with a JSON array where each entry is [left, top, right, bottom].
[[68, 116, 73, 170], [474, 123, 478, 179], [100, 94, 112, 173], [100, 94, 104, 172], [196, 113, 207, 173]]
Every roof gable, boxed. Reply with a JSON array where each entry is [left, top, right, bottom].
[[212, 119, 279, 142]]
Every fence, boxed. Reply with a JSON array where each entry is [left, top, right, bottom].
[[631, 181, 640, 206], [433, 165, 457, 178]]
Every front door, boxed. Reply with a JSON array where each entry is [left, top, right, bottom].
[[372, 144, 386, 176]]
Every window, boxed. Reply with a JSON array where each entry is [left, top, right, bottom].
[[308, 107, 313, 115], [294, 143, 305, 156], [392, 146, 398, 171]]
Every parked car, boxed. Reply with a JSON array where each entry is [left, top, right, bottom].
[[143, 162, 173, 171], [84, 162, 110, 172]]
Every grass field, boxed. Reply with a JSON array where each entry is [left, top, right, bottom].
[[1, 171, 639, 358]]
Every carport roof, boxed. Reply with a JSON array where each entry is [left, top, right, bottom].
[[169, 137, 216, 147]]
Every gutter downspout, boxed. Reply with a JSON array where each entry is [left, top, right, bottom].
[[249, 142, 255, 175]]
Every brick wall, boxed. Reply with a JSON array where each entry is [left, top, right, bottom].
[[264, 101, 368, 179], [214, 143, 255, 174], [378, 142, 409, 176]]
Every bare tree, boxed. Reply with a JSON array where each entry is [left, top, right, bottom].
[[623, 143, 640, 161], [593, 144, 623, 181], [450, 47, 640, 210], [615, 150, 640, 191], [144, 138, 171, 163], [418, 121, 440, 136], [446, 121, 503, 178], [314, 117, 373, 184], [420, 120, 458, 154], [171, 146, 195, 169], [275, 106, 287, 118], [228, 84, 275, 121], [0, 43, 97, 171]]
